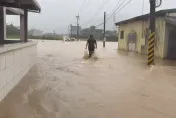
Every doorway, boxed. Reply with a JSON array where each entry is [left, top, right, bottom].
[[167, 28, 176, 59], [128, 32, 137, 52]]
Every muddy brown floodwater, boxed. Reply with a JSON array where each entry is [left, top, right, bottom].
[[0, 40, 176, 118]]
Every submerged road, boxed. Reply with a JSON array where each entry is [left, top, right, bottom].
[[0, 40, 176, 118]]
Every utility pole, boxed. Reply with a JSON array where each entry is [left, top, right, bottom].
[[148, 0, 156, 65], [148, 0, 162, 65], [103, 12, 106, 48], [70, 24, 72, 39], [113, 14, 116, 31], [76, 14, 80, 41], [68, 24, 70, 37], [68, 24, 71, 38]]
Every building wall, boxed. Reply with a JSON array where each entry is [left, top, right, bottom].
[[163, 13, 176, 58], [167, 13, 176, 17], [118, 17, 166, 58], [0, 41, 37, 101], [70, 26, 81, 36]]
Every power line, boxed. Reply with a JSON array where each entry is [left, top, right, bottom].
[[94, 0, 126, 27], [83, 0, 91, 13], [79, 0, 88, 14], [70, 0, 89, 27], [107, 0, 133, 21], [82, 0, 108, 25], [79, 0, 87, 12], [79, 0, 91, 16], [93, 0, 126, 27], [94, 0, 133, 28], [81, 0, 109, 26], [107, 0, 122, 16], [69, 0, 87, 25], [107, 0, 127, 18], [95, 22, 104, 28]]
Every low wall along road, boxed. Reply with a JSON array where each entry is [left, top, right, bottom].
[[0, 41, 37, 101]]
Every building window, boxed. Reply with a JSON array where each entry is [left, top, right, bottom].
[[128, 32, 137, 42], [120, 31, 124, 39]]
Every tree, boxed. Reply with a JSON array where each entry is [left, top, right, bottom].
[[6, 24, 20, 37]]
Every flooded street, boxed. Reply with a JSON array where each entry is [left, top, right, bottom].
[[0, 40, 176, 118]]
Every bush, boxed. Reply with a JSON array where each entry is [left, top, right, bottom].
[[28, 35, 63, 40]]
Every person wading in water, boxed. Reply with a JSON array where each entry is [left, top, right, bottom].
[[85, 35, 97, 58]]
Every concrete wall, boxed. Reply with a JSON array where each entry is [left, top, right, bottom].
[[0, 41, 37, 101], [118, 17, 166, 58]]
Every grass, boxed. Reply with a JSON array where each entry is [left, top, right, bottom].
[[7, 35, 20, 39], [28, 35, 63, 40]]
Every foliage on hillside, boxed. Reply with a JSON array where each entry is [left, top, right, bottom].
[[7, 24, 20, 38], [6, 24, 63, 40]]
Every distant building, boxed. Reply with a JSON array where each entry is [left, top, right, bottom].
[[115, 8, 176, 59], [29, 29, 43, 36], [81, 26, 103, 39], [80, 26, 117, 41], [70, 26, 81, 37]]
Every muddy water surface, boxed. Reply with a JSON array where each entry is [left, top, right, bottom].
[[0, 40, 176, 118]]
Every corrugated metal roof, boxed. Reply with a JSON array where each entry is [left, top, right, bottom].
[[0, 0, 41, 13], [6, 7, 24, 15], [115, 8, 176, 26]]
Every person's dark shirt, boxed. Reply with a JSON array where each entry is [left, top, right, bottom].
[[87, 38, 96, 49]]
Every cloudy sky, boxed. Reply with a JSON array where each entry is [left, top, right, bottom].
[[6, 0, 176, 33]]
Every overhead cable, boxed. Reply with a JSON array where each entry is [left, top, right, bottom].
[[79, 0, 88, 15], [94, 0, 133, 28], [81, 0, 109, 26]]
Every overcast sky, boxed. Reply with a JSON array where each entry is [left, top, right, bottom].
[[6, 0, 176, 34]]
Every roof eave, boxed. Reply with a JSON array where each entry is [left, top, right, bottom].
[[32, 0, 41, 12], [0, 1, 41, 13], [115, 8, 176, 26], [6, 7, 24, 15]]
